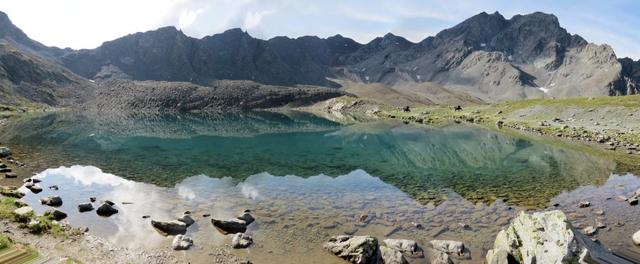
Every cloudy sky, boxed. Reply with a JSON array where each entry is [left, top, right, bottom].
[[1, 0, 638, 59]]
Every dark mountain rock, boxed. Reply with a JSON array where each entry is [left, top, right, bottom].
[[0, 9, 639, 107]]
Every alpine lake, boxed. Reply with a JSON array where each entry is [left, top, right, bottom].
[[2, 110, 640, 263]]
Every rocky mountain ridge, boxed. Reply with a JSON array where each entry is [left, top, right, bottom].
[[0, 10, 639, 106]]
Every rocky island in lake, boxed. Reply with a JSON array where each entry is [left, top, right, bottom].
[[1, 2, 640, 263]]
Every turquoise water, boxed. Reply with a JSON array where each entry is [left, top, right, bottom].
[[5, 111, 640, 263], [1, 111, 616, 207]]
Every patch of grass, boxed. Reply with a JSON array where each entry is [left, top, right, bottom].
[[61, 257, 83, 264], [0, 197, 19, 219], [0, 233, 11, 250], [24, 215, 64, 236]]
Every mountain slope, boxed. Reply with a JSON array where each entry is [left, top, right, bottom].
[[0, 40, 93, 105]]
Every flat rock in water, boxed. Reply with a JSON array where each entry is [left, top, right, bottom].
[[324, 235, 379, 264], [27, 184, 43, 194], [40, 196, 63, 207], [151, 220, 187, 236], [231, 233, 253, 249], [172, 234, 193, 250], [211, 218, 247, 234], [96, 202, 118, 217], [78, 203, 94, 212]]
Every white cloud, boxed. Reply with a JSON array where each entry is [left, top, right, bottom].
[[178, 8, 205, 28], [243, 10, 272, 29]]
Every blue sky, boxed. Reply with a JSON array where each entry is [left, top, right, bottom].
[[1, 0, 638, 59]]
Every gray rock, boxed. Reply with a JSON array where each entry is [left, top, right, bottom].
[[13, 206, 34, 221], [379, 245, 407, 264], [430, 250, 453, 264], [231, 233, 253, 249], [45, 209, 67, 221], [429, 240, 464, 256], [27, 184, 43, 194], [578, 201, 590, 208], [40, 196, 63, 207], [177, 214, 195, 227], [237, 210, 255, 225], [171, 234, 193, 250], [383, 239, 422, 257], [96, 202, 118, 217], [633, 230, 640, 245], [324, 235, 378, 264], [78, 203, 94, 212], [211, 218, 247, 234], [0, 147, 11, 157], [629, 197, 638, 205], [4, 172, 17, 178], [485, 210, 592, 264], [151, 220, 187, 236]]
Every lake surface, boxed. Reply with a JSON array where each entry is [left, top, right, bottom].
[[2, 111, 640, 263]]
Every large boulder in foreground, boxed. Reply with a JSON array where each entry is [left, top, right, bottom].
[[324, 235, 379, 264], [486, 210, 633, 264]]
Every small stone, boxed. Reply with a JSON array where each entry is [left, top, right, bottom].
[[633, 230, 640, 245], [578, 201, 590, 208], [629, 197, 638, 206], [172, 234, 193, 250], [232, 233, 253, 249], [4, 172, 17, 178], [583, 226, 597, 236], [40, 196, 63, 207], [44, 209, 67, 221], [594, 210, 604, 215], [430, 240, 465, 256], [89, 197, 97, 202], [177, 214, 195, 227], [96, 202, 118, 217], [211, 218, 247, 234], [78, 203, 94, 212]]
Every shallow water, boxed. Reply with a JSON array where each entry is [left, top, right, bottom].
[[3, 111, 640, 263]]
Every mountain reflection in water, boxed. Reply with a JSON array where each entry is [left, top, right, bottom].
[[2, 111, 616, 207]]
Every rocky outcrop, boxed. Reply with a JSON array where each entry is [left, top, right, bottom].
[[486, 210, 633, 264]]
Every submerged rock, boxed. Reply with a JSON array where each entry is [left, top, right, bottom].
[[96, 202, 118, 217], [211, 218, 247, 234], [232, 233, 253, 249], [324, 235, 378, 264], [172, 234, 193, 250], [151, 220, 187, 236], [78, 203, 94, 212], [40, 196, 63, 207]]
